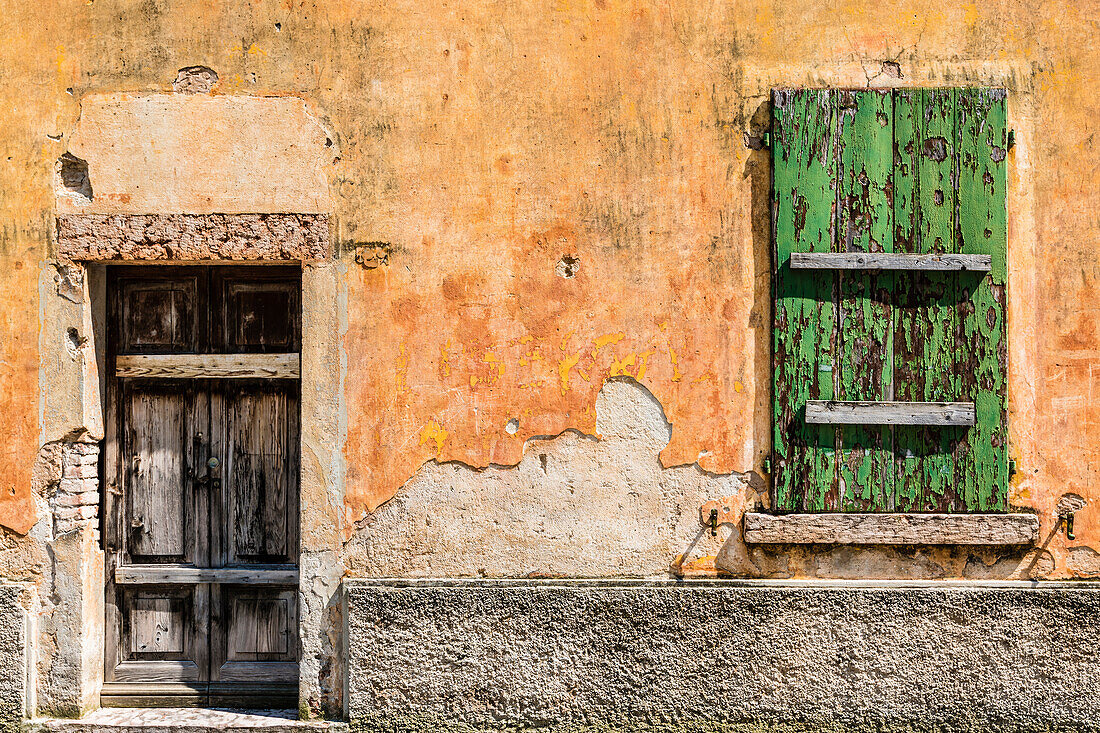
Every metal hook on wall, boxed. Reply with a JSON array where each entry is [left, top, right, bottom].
[[1062, 512, 1076, 541]]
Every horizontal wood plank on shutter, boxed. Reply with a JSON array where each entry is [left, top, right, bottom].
[[743, 512, 1038, 545], [805, 400, 975, 426], [116, 353, 300, 379], [790, 252, 991, 271], [115, 564, 299, 585]]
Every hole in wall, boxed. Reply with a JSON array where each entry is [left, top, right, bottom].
[[58, 153, 92, 202], [173, 66, 219, 94], [556, 254, 580, 279]]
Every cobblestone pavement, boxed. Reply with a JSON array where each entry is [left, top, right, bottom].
[[36, 708, 348, 732]]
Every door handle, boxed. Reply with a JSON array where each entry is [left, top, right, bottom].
[[207, 457, 221, 491]]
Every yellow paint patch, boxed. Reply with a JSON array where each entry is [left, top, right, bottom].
[[594, 332, 625, 350], [419, 421, 448, 454], [558, 353, 581, 395]]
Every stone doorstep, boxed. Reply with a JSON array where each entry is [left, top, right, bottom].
[[31, 709, 348, 733]]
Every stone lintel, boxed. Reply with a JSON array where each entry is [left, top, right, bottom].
[[56, 213, 330, 262], [743, 511, 1039, 545]]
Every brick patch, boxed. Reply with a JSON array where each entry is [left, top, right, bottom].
[[53, 441, 99, 535]]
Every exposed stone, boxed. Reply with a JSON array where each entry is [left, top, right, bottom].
[[172, 66, 219, 94], [56, 214, 330, 261], [55, 154, 92, 204], [345, 378, 753, 578], [347, 580, 1100, 733], [51, 442, 99, 536], [52, 264, 84, 304]]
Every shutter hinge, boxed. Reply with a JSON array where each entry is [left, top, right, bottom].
[[1008, 130, 1016, 149], [1008, 458, 1017, 479], [763, 131, 772, 148], [762, 455, 772, 474]]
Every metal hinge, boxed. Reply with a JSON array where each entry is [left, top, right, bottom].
[[1008, 130, 1016, 149]]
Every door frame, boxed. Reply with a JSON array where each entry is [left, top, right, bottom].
[[67, 259, 350, 717]]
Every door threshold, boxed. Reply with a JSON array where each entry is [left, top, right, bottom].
[[32, 708, 347, 732]]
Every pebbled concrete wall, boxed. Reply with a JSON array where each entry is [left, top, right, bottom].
[[347, 580, 1100, 733], [0, 584, 27, 733]]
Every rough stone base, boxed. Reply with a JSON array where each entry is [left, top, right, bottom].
[[346, 579, 1100, 733], [0, 584, 26, 733]]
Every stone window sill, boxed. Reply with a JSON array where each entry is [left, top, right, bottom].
[[743, 512, 1039, 546]]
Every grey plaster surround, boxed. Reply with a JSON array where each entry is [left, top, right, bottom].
[[346, 579, 1100, 733]]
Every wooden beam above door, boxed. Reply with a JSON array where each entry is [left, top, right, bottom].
[[115, 353, 300, 379]]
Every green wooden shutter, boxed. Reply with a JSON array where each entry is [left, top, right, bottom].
[[772, 88, 1008, 513]]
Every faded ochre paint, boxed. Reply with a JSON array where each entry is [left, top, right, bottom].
[[0, 0, 1094, 580]]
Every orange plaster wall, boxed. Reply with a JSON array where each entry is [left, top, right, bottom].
[[1, 0, 1100, 578]]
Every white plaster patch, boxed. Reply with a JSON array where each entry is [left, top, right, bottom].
[[345, 377, 756, 578]]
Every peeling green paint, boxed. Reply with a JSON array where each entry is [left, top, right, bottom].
[[773, 88, 1008, 513]]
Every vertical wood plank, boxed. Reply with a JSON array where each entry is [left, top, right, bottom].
[[893, 89, 960, 511], [225, 387, 292, 562], [772, 89, 838, 511], [835, 90, 893, 511], [956, 88, 1009, 511], [126, 387, 189, 560]]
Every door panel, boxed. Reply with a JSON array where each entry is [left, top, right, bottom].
[[211, 585, 299, 685], [213, 268, 301, 353], [113, 585, 209, 684], [124, 384, 206, 563], [220, 384, 299, 565], [119, 275, 202, 353]]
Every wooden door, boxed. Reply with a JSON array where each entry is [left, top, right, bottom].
[[103, 266, 302, 708]]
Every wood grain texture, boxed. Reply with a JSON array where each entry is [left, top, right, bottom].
[[955, 88, 1009, 511], [743, 512, 1038, 545], [223, 385, 299, 563], [106, 266, 303, 703], [115, 565, 299, 585], [772, 88, 1008, 513], [116, 353, 300, 379], [806, 400, 975, 426], [790, 252, 991, 271], [835, 90, 893, 511], [772, 89, 838, 512], [111, 661, 201, 683], [893, 88, 960, 511]]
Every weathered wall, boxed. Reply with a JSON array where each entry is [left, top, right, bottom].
[[0, 0, 1098, 678], [2, 0, 1093, 580], [347, 580, 1100, 733], [0, 0, 1096, 722]]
